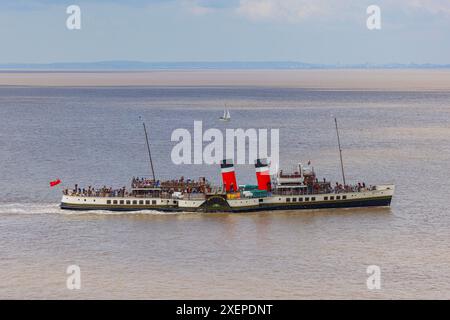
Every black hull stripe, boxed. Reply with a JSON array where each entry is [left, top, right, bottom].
[[229, 197, 392, 212], [60, 196, 392, 213]]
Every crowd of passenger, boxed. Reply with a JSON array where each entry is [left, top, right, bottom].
[[131, 177, 159, 188], [314, 180, 373, 194], [62, 184, 129, 197], [274, 180, 375, 196], [63, 177, 212, 198], [332, 182, 375, 193], [132, 176, 210, 193], [62, 177, 375, 198]]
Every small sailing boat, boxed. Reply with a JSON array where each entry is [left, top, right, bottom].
[[220, 109, 231, 121]]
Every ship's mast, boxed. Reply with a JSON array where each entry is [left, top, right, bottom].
[[334, 118, 346, 186], [142, 121, 156, 182]]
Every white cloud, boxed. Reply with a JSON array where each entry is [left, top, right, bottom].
[[236, 0, 328, 22], [235, 0, 450, 22], [182, 0, 216, 16], [407, 0, 450, 15], [189, 5, 214, 15]]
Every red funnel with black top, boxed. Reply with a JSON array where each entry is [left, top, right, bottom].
[[221, 159, 237, 193], [255, 158, 271, 191]]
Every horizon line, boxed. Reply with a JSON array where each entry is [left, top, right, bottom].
[[1, 60, 450, 71]]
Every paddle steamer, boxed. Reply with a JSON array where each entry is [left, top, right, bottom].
[[60, 119, 394, 212], [60, 160, 394, 212]]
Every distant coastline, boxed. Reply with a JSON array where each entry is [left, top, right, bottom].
[[1, 69, 450, 91], [1, 61, 450, 71]]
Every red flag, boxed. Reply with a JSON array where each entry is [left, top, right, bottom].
[[50, 179, 61, 187]]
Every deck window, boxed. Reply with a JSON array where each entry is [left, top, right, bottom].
[[336, 196, 341, 200], [311, 197, 316, 201], [324, 196, 328, 201], [126, 200, 131, 205], [259, 199, 264, 203], [113, 200, 118, 204], [330, 196, 334, 200], [152, 200, 157, 205], [286, 198, 291, 202], [343, 195, 347, 200], [139, 200, 144, 205], [145, 200, 150, 205], [293, 198, 297, 202], [132, 200, 137, 205], [299, 198, 303, 202], [120, 200, 124, 204], [107, 200, 111, 204], [305, 197, 309, 201]]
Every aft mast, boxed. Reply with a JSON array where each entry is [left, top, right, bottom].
[[334, 117, 346, 186], [142, 120, 156, 182]]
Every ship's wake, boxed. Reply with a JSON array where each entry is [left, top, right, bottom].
[[0, 203, 182, 216]]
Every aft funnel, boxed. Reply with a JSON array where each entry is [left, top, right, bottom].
[[255, 158, 271, 191]]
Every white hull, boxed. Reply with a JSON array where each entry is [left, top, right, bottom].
[[60, 185, 394, 212]]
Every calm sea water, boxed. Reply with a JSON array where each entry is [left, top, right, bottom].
[[0, 84, 449, 299]]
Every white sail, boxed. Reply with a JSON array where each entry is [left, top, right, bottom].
[[220, 109, 230, 121]]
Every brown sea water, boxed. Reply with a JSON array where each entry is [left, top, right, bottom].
[[0, 70, 449, 299]]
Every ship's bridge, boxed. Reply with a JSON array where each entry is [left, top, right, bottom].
[[276, 162, 310, 186]]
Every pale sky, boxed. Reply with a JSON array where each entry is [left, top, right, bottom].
[[0, 0, 449, 64]]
